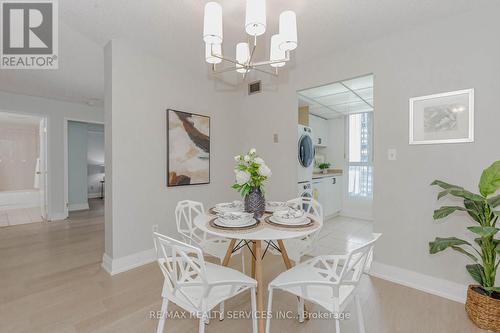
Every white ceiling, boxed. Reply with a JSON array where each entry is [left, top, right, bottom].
[[0, 0, 495, 105], [298, 75, 373, 119]]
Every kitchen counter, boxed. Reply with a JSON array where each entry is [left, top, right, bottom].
[[313, 169, 343, 179]]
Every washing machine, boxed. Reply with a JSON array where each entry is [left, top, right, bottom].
[[297, 125, 314, 183], [297, 181, 313, 199]]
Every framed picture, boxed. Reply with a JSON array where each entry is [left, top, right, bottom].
[[409, 89, 474, 145], [167, 109, 210, 186]]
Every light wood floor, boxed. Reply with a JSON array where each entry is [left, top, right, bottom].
[[0, 200, 484, 333]]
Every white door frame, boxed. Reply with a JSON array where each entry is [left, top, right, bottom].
[[0, 109, 50, 220], [63, 118, 104, 218]]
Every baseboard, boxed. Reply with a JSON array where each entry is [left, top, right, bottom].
[[369, 261, 468, 304], [68, 202, 89, 211], [101, 248, 156, 275], [49, 212, 67, 221], [88, 193, 101, 199]]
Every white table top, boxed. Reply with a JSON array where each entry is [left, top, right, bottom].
[[194, 213, 321, 241]]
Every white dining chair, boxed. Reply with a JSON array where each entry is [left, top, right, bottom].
[[153, 232, 257, 333], [175, 200, 246, 272], [265, 233, 382, 333], [269, 197, 323, 264]]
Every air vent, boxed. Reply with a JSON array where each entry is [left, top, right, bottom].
[[248, 81, 261, 95]]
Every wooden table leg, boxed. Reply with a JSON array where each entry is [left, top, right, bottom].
[[276, 240, 292, 269], [222, 239, 236, 267], [254, 240, 264, 333], [251, 241, 256, 278], [276, 239, 310, 320]]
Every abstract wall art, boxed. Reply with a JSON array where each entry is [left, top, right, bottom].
[[409, 89, 474, 145], [167, 109, 210, 186]]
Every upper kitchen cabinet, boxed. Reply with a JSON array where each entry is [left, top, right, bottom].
[[309, 114, 328, 147]]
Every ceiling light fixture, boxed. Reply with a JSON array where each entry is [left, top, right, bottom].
[[203, 0, 297, 78]]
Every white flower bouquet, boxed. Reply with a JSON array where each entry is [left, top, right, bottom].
[[232, 148, 272, 197]]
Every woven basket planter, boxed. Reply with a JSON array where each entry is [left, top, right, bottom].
[[465, 285, 500, 332]]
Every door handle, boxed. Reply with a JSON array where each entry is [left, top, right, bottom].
[[332, 178, 336, 184]]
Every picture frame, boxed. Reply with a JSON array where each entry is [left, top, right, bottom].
[[166, 109, 210, 187], [409, 89, 474, 145]]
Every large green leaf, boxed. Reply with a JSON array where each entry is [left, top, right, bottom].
[[483, 286, 500, 293], [433, 206, 466, 219], [464, 199, 485, 224], [466, 264, 485, 285], [479, 161, 500, 197], [431, 180, 463, 190], [429, 237, 471, 254], [488, 194, 500, 208], [448, 188, 485, 202], [450, 246, 478, 262], [438, 188, 485, 202], [467, 226, 500, 238]]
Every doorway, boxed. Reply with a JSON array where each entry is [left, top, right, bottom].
[[297, 74, 374, 220], [64, 120, 104, 218], [0, 111, 48, 227]]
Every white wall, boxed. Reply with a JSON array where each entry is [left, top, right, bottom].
[[237, 6, 500, 288], [87, 128, 104, 198], [0, 91, 103, 220], [104, 39, 242, 265]]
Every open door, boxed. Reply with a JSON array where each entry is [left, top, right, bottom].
[[38, 118, 48, 221]]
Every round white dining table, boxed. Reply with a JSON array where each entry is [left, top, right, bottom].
[[194, 213, 321, 333]]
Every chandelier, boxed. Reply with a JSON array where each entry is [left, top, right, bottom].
[[203, 0, 297, 78]]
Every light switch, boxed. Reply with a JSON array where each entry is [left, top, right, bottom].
[[388, 149, 397, 161], [273, 133, 279, 143]]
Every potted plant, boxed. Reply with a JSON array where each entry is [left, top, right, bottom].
[[232, 148, 271, 218], [318, 162, 331, 174], [429, 160, 500, 331]]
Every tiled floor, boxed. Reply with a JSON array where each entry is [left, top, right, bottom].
[[0, 206, 43, 227], [312, 215, 374, 256]]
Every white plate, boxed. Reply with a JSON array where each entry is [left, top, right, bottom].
[[268, 215, 310, 226], [213, 218, 258, 228]]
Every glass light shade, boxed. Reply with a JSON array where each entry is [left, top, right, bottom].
[[279, 10, 297, 51], [270, 34, 286, 68], [203, 2, 223, 44], [245, 0, 266, 36], [236, 42, 250, 73], [205, 43, 222, 64]]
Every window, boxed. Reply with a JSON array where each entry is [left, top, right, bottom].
[[348, 112, 373, 198]]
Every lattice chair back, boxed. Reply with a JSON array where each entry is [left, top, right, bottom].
[[286, 197, 324, 254], [175, 200, 206, 245], [363, 233, 381, 273], [287, 197, 323, 224], [303, 234, 380, 310], [153, 232, 208, 311]]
